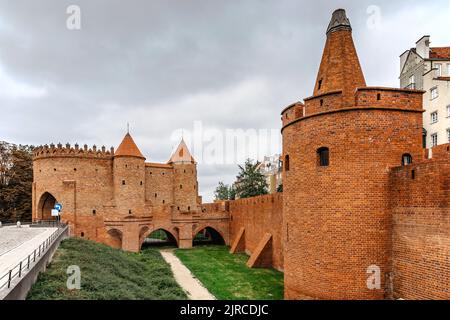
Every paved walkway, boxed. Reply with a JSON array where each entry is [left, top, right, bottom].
[[0, 226, 57, 288], [160, 249, 215, 300]]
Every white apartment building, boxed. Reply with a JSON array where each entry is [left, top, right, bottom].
[[400, 36, 450, 148], [257, 154, 282, 194]]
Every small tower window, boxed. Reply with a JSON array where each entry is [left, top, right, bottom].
[[122, 180, 126, 185], [74, 168, 77, 172], [92, 209, 96, 215], [180, 184, 183, 189], [320, 99, 324, 106], [162, 200, 165, 204], [188, 206, 191, 211], [80, 232, 84, 237], [155, 193, 157, 198], [177, 207, 180, 211], [377, 93, 381, 101], [317, 147, 329, 167], [140, 181, 143, 185], [402, 154, 412, 166], [284, 155, 290, 171], [318, 79, 323, 90], [128, 209, 132, 214]]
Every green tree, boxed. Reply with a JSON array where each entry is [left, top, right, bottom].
[[234, 159, 268, 199], [0, 144, 33, 222], [214, 181, 230, 201]]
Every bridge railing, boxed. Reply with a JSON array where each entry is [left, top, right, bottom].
[[0, 220, 64, 228], [0, 224, 68, 291]]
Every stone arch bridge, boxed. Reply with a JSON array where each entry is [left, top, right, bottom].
[[33, 190, 230, 252]]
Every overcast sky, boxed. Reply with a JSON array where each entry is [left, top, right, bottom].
[[0, 0, 449, 201]]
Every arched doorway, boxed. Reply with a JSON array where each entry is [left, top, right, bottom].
[[141, 228, 178, 249], [37, 192, 57, 220], [193, 227, 225, 246]]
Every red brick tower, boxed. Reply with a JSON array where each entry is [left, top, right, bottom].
[[281, 9, 424, 299], [113, 133, 146, 217], [168, 139, 199, 213]]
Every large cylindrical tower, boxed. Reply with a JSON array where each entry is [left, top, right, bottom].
[[113, 133, 146, 217], [281, 9, 425, 299], [168, 139, 200, 213]]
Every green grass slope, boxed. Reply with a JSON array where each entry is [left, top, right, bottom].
[[27, 238, 187, 300]]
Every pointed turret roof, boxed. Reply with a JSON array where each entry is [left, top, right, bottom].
[[168, 139, 196, 164], [115, 133, 145, 159], [313, 9, 366, 106]]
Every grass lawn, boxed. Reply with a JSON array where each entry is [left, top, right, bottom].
[[175, 245, 283, 300], [27, 238, 187, 300]]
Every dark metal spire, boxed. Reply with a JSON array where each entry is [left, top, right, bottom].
[[326, 9, 352, 35]]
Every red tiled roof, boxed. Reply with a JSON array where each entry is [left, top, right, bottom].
[[168, 139, 195, 164], [115, 133, 145, 159], [429, 47, 450, 59]]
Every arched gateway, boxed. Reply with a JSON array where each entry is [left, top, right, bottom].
[[36, 192, 58, 221]]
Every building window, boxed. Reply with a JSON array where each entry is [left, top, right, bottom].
[[430, 87, 438, 100], [408, 75, 415, 89], [402, 154, 412, 166], [122, 180, 126, 185], [284, 155, 290, 171], [431, 111, 438, 124], [317, 147, 329, 167], [447, 64, 450, 76], [447, 106, 450, 118], [431, 133, 438, 147], [447, 129, 450, 143], [435, 63, 442, 77]]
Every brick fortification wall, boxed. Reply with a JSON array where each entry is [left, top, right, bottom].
[[390, 148, 450, 299], [228, 194, 283, 271]]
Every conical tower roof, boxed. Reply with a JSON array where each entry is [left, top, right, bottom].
[[115, 133, 145, 159], [313, 9, 366, 106], [168, 139, 196, 164]]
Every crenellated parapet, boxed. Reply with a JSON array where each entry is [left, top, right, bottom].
[[281, 87, 425, 131], [33, 143, 115, 160]]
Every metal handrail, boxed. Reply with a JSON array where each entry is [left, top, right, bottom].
[[0, 224, 67, 291]]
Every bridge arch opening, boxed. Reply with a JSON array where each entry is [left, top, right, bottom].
[[37, 192, 58, 220], [107, 229, 123, 249], [193, 227, 225, 246], [141, 228, 178, 249]]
